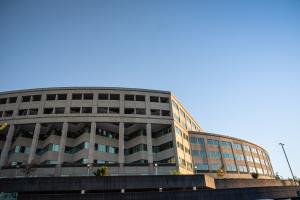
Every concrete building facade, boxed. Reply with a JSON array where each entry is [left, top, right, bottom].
[[0, 87, 274, 178]]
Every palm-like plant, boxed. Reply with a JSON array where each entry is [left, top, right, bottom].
[[94, 166, 109, 176]]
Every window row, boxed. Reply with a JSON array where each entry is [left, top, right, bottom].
[[0, 107, 170, 116], [172, 100, 199, 131], [176, 141, 191, 154], [65, 142, 90, 154], [0, 93, 170, 103], [174, 126, 189, 141], [152, 141, 173, 153], [36, 143, 60, 156], [95, 143, 119, 154], [192, 150, 207, 158], [178, 157, 193, 170], [124, 144, 147, 155]]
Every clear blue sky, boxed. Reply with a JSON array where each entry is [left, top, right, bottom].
[[0, 0, 299, 178]]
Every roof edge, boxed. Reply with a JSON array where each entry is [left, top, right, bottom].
[[0, 86, 171, 95]]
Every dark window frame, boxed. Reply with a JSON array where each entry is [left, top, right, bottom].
[[125, 94, 134, 101], [98, 93, 109, 100]]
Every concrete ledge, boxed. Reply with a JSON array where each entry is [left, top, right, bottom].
[[215, 178, 297, 189], [0, 175, 215, 193], [17, 186, 299, 200]]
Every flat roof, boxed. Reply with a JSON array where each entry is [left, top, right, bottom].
[[0, 87, 171, 95]]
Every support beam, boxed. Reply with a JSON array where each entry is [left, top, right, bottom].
[[0, 124, 15, 168], [88, 122, 96, 164], [28, 123, 41, 164], [118, 122, 124, 174]]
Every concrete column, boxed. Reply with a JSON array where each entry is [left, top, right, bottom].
[[0, 124, 15, 168], [55, 122, 68, 176], [146, 123, 154, 174], [28, 123, 41, 164], [118, 122, 124, 174], [88, 122, 96, 164], [92, 92, 98, 114], [146, 123, 153, 163], [57, 122, 68, 165], [145, 95, 151, 116]]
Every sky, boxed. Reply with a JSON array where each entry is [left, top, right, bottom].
[[0, 0, 299, 178]]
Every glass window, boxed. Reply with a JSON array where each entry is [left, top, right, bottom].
[[4, 110, 13, 117], [125, 94, 134, 101], [0, 98, 7, 104], [83, 93, 93, 100], [207, 151, 221, 159], [161, 110, 170, 116], [192, 150, 199, 156], [210, 163, 222, 171], [150, 96, 159, 102], [251, 147, 258, 154], [29, 108, 38, 115], [226, 164, 237, 172], [243, 145, 250, 151], [223, 152, 234, 159], [46, 94, 56, 101], [70, 107, 80, 114], [32, 95, 41, 101], [234, 154, 244, 161], [238, 165, 248, 173], [110, 94, 120, 100], [190, 137, 197, 144], [22, 96, 31, 102], [246, 155, 253, 162], [109, 107, 119, 114], [200, 151, 207, 158], [197, 138, 205, 145], [151, 109, 160, 116], [57, 94, 67, 100], [44, 108, 54, 114], [172, 100, 179, 111], [195, 163, 209, 171], [8, 97, 17, 103], [175, 126, 182, 136], [160, 97, 169, 103], [233, 143, 242, 150], [173, 113, 180, 122], [125, 108, 135, 114], [98, 93, 108, 100], [136, 95, 145, 101], [97, 107, 108, 114], [82, 107, 92, 113], [96, 144, 106, 152], [18, 109, 27, 116], [55, 107, 65, 114], [220, 141, 231, 148], [136, 108, 146, 115], [207, 139, 218, 146], [72, 93, 82, 100]]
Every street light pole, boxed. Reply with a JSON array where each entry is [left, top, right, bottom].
[[154, 163, 158, 175], [87, 163, 91, 176], [279, 143, 297, 185]]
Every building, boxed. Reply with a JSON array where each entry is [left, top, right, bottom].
[[0, 87, 274, 178]]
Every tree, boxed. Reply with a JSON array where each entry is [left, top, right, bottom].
[[251, 172, 259, 179], [275, 172, 282, 180], [216, 166, 225, 178], [169, 169, 181, 175], [22, 163, 37, 177], [94, 166, 109, 176]]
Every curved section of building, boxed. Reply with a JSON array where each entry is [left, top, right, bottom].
[[0, 87, 274, 179], [190, 132, 274, 179]]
